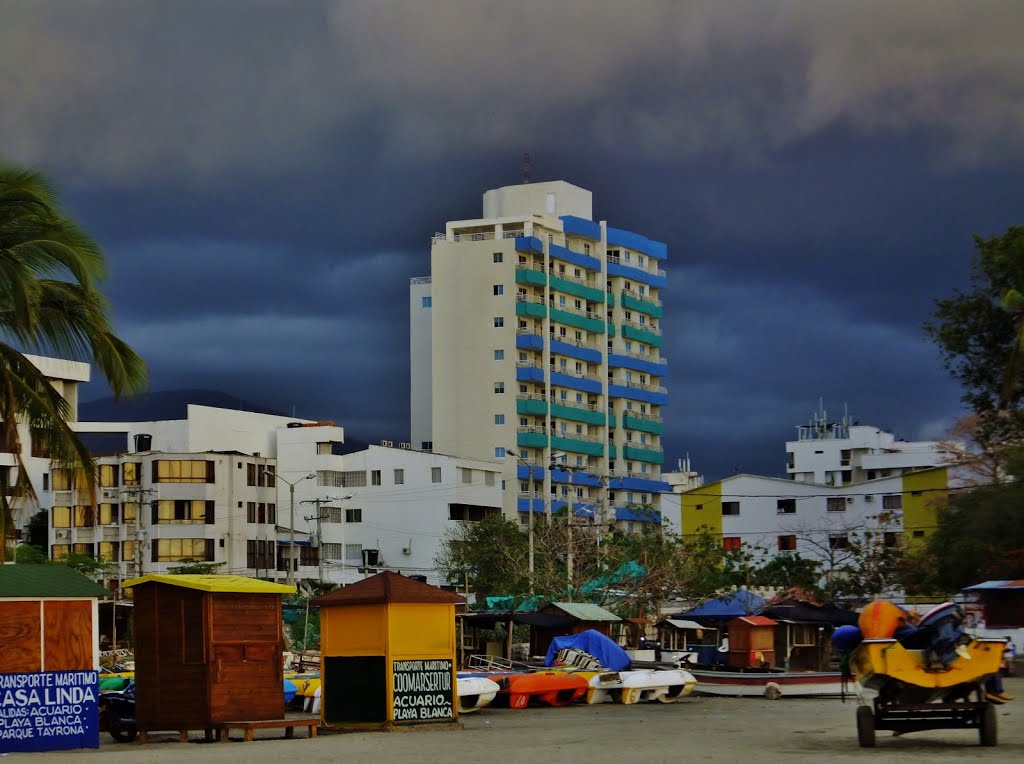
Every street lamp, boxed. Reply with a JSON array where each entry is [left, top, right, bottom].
[[267, 469, 316, 585], [506, 448, 537, 594]]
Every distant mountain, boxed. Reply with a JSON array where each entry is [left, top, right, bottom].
[[79, 389, 287, 422]]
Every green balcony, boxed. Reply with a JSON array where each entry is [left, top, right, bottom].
[[621, 292, 663, 318], [549, 275, 604, 304], [515, 267, 547, 288], [607, 322, 616, 338], [623, 414, 663, 435], [517, 397, 548, 416], [606, 292, 614, 307], [551, 435, 604, 456], [608, 444, 617, 459], [551, 403, 606, 425], [515, 300, 547, 319], [608, 413, 617, 429], [517, 430, 548, 449], [621, 325, 661, 348], [623, 444, 664, 463], [549, 307, 605, 333]]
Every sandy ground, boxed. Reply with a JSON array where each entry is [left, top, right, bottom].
[[18, 677, 1022, 764]]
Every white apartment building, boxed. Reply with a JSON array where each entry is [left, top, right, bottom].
[[1, 354, 91, 558], [411, 180, 672, 532], [786, 407, 943, 485]]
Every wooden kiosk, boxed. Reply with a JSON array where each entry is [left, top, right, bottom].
[[0, 565, 109, 754], [122, 574, 303, 743], [312, 571, 464, 730], [726, 615, 778, 668]]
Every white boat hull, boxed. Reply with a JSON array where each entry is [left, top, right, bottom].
[[587, 669, 698, 704], [689, 669, 844, 698], [457, 676, 500, 713]]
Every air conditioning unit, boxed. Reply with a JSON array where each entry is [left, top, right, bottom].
[[864, 494, 874, 503], [380, 440, 393, 447], [102, 490, 117, 499], [846, 496, 855, 503], [55, 530, 69, 540], [399, 442, 411, 450]]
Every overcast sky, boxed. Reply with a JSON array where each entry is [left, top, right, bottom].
[[3, 0, 1023, 480]]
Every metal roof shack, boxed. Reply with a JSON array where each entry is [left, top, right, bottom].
[[962, 580, 1024, 628], [530, 602, 621, 657]]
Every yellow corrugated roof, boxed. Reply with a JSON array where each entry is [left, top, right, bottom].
[[122, 574, 295, 594]]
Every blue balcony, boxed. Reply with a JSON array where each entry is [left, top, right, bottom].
[[516, 332, 543, 351], [517, 497, 545, 514], [571, 471, 604, 487], [550, 339, 601, 364], [607, 227, 668, 260], [516, 465, 545, 482], [609, 476, 671, 493], [560, 215, 602, 241], [608, 353, 667, 376], [608, 383, 669, 406], [516, 365, 544, 383], [550, 244, 602, 272], [607, 261, 667, 288], [551, 371, 602, 395], [615, 506, 662, 524], [515, 236, 544, 255]]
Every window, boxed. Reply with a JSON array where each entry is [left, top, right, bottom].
[[346, 508, 362, 523], [494, 382, 505, 394], [493, 317, 504, 327], [422, 441, 433, 451], [778, 535, 797, 551], [394, 468, 404, 485], [123, 503, 138, 523], [882, 494, 903, 510], [153, 460, 214, 484], [51, 469, 74, 491], [494, 447, 505, 458], [493, 252, 503, 263], [494, 349, 504, 360], [462, 468, 473, 484], [371, 470, 382, 486], [827, 497, 847, 512], [122, 462, 141, 486], [73, 506, 94, 527], [318, 470, 367, 488], [485, 471, 495, 486], [122, 540, 136, 562], [154, 499, 213, 524], [421, 296, 432, 308], [777, 499, 796, 514], [246, 502, 275, 523], [493, 285, 504, 295], [723, 537, 742, 552], [99, 503, 119, 525], [431, 467, 442, 484], [98, 541, 119, 562], [52, 506, 71, 528], [51, 545, 69, 560], [246, 462, 275, 487], [828, 534, 850, 550], [99, 464, 119, 488], [912, 529, 925, 538], [299, 545, 319, 567], [883, 532, 901, 547], [495, 414, 505, 425], [246, 540, 274, 570], [154, 538, 212, 563], [722, 501, 740, 516]]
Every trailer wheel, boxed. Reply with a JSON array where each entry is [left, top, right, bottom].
[[979, 703, 997, 747], [856, 706, 876, 748]]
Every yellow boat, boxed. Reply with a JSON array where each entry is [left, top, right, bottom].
[[850, 637, 1004, 697]]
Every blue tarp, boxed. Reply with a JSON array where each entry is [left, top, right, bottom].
[[681, 589, 767, 619], [544, 629, 631, 671]]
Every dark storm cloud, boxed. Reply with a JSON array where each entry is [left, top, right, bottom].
[[3, 0, 1024, 479]]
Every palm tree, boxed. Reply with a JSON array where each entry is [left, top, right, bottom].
[[0, 163, 147, 561]]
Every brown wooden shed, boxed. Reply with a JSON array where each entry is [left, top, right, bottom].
[[726, 615, 777, 669], [122, 574, 294, 741]]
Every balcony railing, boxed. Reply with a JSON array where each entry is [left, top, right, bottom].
[[608, 469, 664, 481], [552, 368, 602, 383], [621, 319, 661, 335], [553, 432, 604, 444], [610, 347, 665, 362], [516, 295, 546, 306], [622, 409, 661, 423], [621, 286, 662, 307], [610, 380, 667, 394]]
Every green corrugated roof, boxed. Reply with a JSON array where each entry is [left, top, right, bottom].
[[0, 564, 111, 598], [550, 602, 621, 621]]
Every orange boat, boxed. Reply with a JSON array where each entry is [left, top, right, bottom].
[[494, 671, 588, 709]]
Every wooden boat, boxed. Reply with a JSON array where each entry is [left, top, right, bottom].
[[456, 675, 501, 713], [689, 667, 844, 698]]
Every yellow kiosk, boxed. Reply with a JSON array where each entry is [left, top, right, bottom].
[[311, 571, 464, 730]]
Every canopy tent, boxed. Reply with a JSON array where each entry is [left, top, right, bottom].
[[544, 629, 631, 671], [680, 589, 767, 619]]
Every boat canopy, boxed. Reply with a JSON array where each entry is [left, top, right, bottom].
[[544, 629, 631, 671]]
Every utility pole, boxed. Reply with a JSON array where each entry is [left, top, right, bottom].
[[302, 493, 352, 586], [506, 449, 537, 594]]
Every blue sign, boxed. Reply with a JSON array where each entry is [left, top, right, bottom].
[[0, 671, 99, 753]]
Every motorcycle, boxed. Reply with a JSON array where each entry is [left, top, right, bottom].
[[98, 680, 137, 743]]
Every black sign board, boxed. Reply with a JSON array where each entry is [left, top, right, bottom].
[[391, 659, 454, 722]]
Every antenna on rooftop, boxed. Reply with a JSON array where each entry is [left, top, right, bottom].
[[522, 151, 532, 184]]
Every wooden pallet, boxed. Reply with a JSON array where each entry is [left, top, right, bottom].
[[218, 718, 319, 742]]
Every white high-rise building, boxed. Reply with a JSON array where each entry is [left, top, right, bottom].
[[411, 180, 671, 530]]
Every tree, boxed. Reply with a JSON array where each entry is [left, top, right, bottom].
[[166, 559, 227, 575], [925, 225, 1024, 451], [0, 163, 148, 560]]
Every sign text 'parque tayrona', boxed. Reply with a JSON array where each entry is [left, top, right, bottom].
[[391, 659, 454, 722], [0, 671, 99, 753]]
